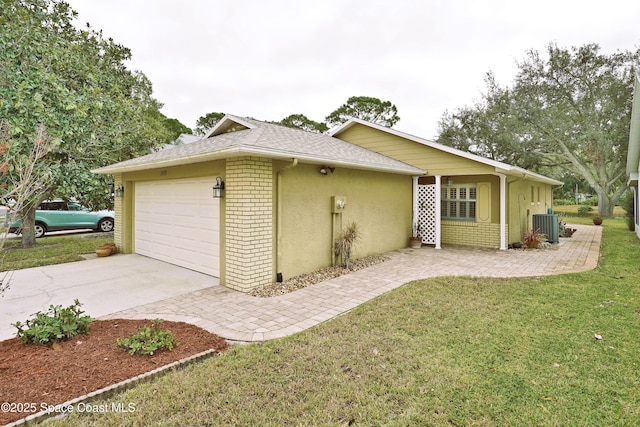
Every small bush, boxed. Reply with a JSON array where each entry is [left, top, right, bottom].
[[553, 199, 575, 206], [621, 191, 635, 231], [577, 204, 593, 215], [116, 319, 178, 355], [13, 299, 92, 345], [582, 196, 599, 206], [334, 222, 361, 270]]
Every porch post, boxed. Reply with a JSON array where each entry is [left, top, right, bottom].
[[435, 175, 442, 249], [412, 176, 419, 237], [498, 174, 507, 250]]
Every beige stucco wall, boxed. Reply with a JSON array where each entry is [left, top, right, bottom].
[[507, 178, 555, 244], [110, 150, 556, 291], [113, 157, 412, 291], [276, 161, 413, 281]]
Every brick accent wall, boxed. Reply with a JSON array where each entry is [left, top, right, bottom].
[[225, 157, 274, 292], [441, 221, 507, 249]]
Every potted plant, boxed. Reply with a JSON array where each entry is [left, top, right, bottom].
[[523, 229, 545, 249], [409, 222, 422, 249], [558, 217, 576, 237], [592, 214, 603, 226]]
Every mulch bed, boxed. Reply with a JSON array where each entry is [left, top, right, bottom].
[[0, 319, 229, 425]]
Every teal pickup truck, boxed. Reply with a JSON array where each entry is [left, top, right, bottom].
[[8, 200, 114, 238]]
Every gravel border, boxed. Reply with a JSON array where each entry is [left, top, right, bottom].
[[250, 255, 389, 297]]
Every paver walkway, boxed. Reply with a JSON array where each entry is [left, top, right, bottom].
[[101, 224, 602, 342]]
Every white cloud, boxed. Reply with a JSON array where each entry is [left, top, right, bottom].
[[66, 0, 640, 139]]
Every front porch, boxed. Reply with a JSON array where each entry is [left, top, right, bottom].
[[414, 174, 508, 250]]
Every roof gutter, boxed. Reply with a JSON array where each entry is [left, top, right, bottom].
[[627, 72, 640, 184], [92, 145, 423, 176]]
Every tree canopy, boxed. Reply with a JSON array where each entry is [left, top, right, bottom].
[[0, 0, 175, 246], [194, 112, 225, 135], [325, 96, 400, 128], [437, 43, 640, 215], [163, 116, 192, 140], [195, 96, 400, 135], [277, 114, 328, 133]]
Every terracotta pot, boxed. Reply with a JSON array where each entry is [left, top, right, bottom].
[[95, 247, 112, 257], [409, 237, 422, 249], [98, 243, 117, 254]]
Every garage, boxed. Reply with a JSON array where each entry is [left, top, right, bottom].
[[134, 177, 220, 277]]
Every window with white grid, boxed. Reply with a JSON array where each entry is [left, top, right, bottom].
[[441, 185, 477, 221]]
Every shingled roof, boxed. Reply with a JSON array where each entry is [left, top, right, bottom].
[[93, 115, 425, 175]]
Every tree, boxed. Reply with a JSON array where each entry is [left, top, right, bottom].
[[0, 0, 172, 247], [162, 116, 192, 140], [0, 121, 55, 279], [438, 43, 640, 216], [194, 112, 225, 136], [325, 96, 400, 128], [277, 114, 328, 133]]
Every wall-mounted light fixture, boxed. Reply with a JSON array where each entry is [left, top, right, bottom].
[[115, 184, 125, 198], [446, 177, 454, 186], [212, 176, 225, 198], [319, 166, 335, 175]]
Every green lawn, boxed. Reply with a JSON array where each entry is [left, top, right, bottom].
[[52, 220, 640, 426], [553, 204, 627, 219], [1, 233, 114, 271]]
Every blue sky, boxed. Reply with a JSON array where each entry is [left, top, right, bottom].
[[66, 0, 640, 139]]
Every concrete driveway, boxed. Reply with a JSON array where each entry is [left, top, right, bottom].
[[0, 254, 218, 341]]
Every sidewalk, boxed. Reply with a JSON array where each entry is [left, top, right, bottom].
[[101, 224, 602, 342]]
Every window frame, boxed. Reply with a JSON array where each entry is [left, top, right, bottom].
[[441, 184, 477, 222]]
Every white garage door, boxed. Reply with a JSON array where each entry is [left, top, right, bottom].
[[135, 178, 220, 277]]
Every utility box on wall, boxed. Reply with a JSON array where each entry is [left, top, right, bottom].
[[332, 195, 347, 213]]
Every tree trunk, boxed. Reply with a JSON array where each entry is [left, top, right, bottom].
[[598, 192, 612, 217], [20, 204, 37, 249]]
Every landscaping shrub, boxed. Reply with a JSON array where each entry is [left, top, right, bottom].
[[523, 229, 546, 248], [621, 191, 635, 231], [12, 299, 92, 345], [116, 319, 178, 355], [334, 222, 360, 270], [577, 204, 593, 215], [582, 196, 599, 206], [553, 199, 575, 206]]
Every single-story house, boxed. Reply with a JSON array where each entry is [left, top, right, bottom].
[[627, 71, 640, 237], [94, 114, 561, 292]]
